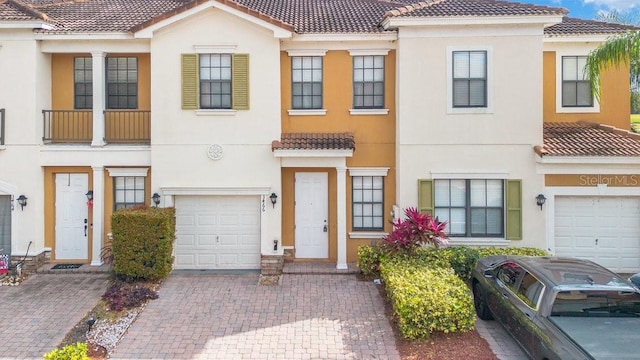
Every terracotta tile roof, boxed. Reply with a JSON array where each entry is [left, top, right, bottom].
[[535, 121, 640, 157], [385, 0, 566, 18], [0, 0, 46, 21], [272, 132, 355, 151], [545, 17, 640, 36]]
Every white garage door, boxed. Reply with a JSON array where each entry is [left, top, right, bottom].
[[555, 196, 640, 273], [174, 196, 261, 270]]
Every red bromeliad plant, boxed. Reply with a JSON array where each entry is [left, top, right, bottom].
[[382, 207, 449, 252]]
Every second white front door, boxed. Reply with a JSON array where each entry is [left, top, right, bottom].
[[295, 172, 329, 258], [55, 173, 89, 260]]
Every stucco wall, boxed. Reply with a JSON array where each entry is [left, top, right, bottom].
[[148, 7, 283, 254], [395, 24, 546, 248]]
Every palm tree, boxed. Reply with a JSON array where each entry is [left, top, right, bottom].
[[586, 12, 640, 102]]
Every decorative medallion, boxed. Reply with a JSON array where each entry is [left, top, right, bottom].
[[207, 144, 224, 160]]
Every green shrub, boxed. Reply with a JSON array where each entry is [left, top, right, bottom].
[[112, 207, 176, 281], [44, 342, 89, 360], [380, 263, 475, 339], [477, 246, 549, 258], [357, 244, 388, 279], [439, 246, 480, 281], [382, 247, 451, 270]]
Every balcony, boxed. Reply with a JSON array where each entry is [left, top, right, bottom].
[[0, 108, 4, 145], [43, 110, 150, 144]]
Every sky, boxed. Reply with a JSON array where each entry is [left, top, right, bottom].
[[512, 0, 639, 21]]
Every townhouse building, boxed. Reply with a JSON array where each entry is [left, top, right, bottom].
[[0, 0, 637, 273]]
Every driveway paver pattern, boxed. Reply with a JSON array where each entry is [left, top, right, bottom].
[[0, 273, 109, 360], [476, 318, 528, 360], [113, 273, 400, 360]]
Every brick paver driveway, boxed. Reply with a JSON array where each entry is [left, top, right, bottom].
[[0, 273, 109, 359], [113, 273, 400, 359]]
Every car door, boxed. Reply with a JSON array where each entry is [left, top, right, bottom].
[[486, 262, 538, 358]]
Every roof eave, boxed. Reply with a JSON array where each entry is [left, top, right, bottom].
[[544, 34, 615, 43], [382, 14, 564, 30], [535, 155, 640, 165], [34, 32, 134, 40], [0, 20, 54, 29]]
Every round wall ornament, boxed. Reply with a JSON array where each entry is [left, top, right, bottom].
[[207, 144, 224, 160]]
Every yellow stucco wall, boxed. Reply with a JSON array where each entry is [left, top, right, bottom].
[[543, 51, 631, 129], [44, 166, 151, 263], [51, 53, 151, 110], [280, 50, 397, 262]]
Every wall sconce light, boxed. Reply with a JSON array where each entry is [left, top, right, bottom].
[[17, 195, 27, 211], [152, 193, 161, 208], [85, 190, 93, 201], [269, 193, 278, 208], [536, 194, 546, 211]]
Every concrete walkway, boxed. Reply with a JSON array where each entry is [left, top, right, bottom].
[[113, 273, 400, 360], [0, 273, 109, 359]]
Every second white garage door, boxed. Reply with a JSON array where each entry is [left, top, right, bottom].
[[174, 195, 261, 270], [555, 196, 640, 273]]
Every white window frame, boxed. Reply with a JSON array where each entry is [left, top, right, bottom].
[[348, 168, 388, 238], [193, 45, 238, 116], [349, 49, 389, 115], [287, 49, 327, 116], [555, 48, 600, 114], [446, 46, 493, 114]]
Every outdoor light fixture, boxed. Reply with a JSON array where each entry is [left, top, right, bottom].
[[536, 194, 546, 211], [269, 193, 278, 208], [17, 195, 27, 211], [85, 190, 93, 201], [152, 193, 161, 208]]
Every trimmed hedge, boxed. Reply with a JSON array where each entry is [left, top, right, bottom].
[[380, 263, 476, 339], [358, 244, 550, 339], [357, 244, 550, 281], [112, 207, 176, 281]]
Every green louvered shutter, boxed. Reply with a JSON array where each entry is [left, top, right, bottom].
[[505, 179, 522, 240], [181, 54, 198, 110], [232, 53, 249, 110], [418, 179, 434, 216]]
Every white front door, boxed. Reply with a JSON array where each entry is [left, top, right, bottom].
[[555, 196, 640, 273], [55, 173, 89, 260], [295, 172, 328, 258]]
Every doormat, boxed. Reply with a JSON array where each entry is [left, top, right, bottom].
[[51, 264, 82, 270]]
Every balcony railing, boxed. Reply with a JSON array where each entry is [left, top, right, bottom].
[[0, 109, 5, 145], [42, 110, 150, 144], [105, 110, 150, 144]]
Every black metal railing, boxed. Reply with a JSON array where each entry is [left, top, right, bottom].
[[42, 110, 92, 143], [42, 110, 150, 144], [104, 110, 150, 144], [0, 109, 5, 145]]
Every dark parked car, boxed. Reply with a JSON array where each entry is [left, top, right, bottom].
[[472, 256, 640, 360]]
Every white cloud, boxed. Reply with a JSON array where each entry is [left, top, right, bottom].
[[583, 0, 638, 12]]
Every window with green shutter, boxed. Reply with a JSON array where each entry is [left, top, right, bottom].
[[181, 53, 249, 111], [423, 178, 522, 239]]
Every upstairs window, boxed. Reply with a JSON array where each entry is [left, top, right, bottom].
[[353, 55, 384, 109], [452, 51, 487, 108], [106, 57, 138, 109], [74, 57, 93, 109], [199, 54, 232, 109], [292, 56, 322, 109], [562, 56, 593, 107]]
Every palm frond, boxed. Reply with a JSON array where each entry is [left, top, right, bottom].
[[586, 30, 640, 99]]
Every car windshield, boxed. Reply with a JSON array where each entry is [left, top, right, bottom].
[[551, 290, 640, 318]]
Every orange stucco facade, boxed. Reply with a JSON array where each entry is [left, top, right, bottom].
[[43, 166, 151, 263], [280, 50, 397, 262], [542, 51, 631, 129]]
